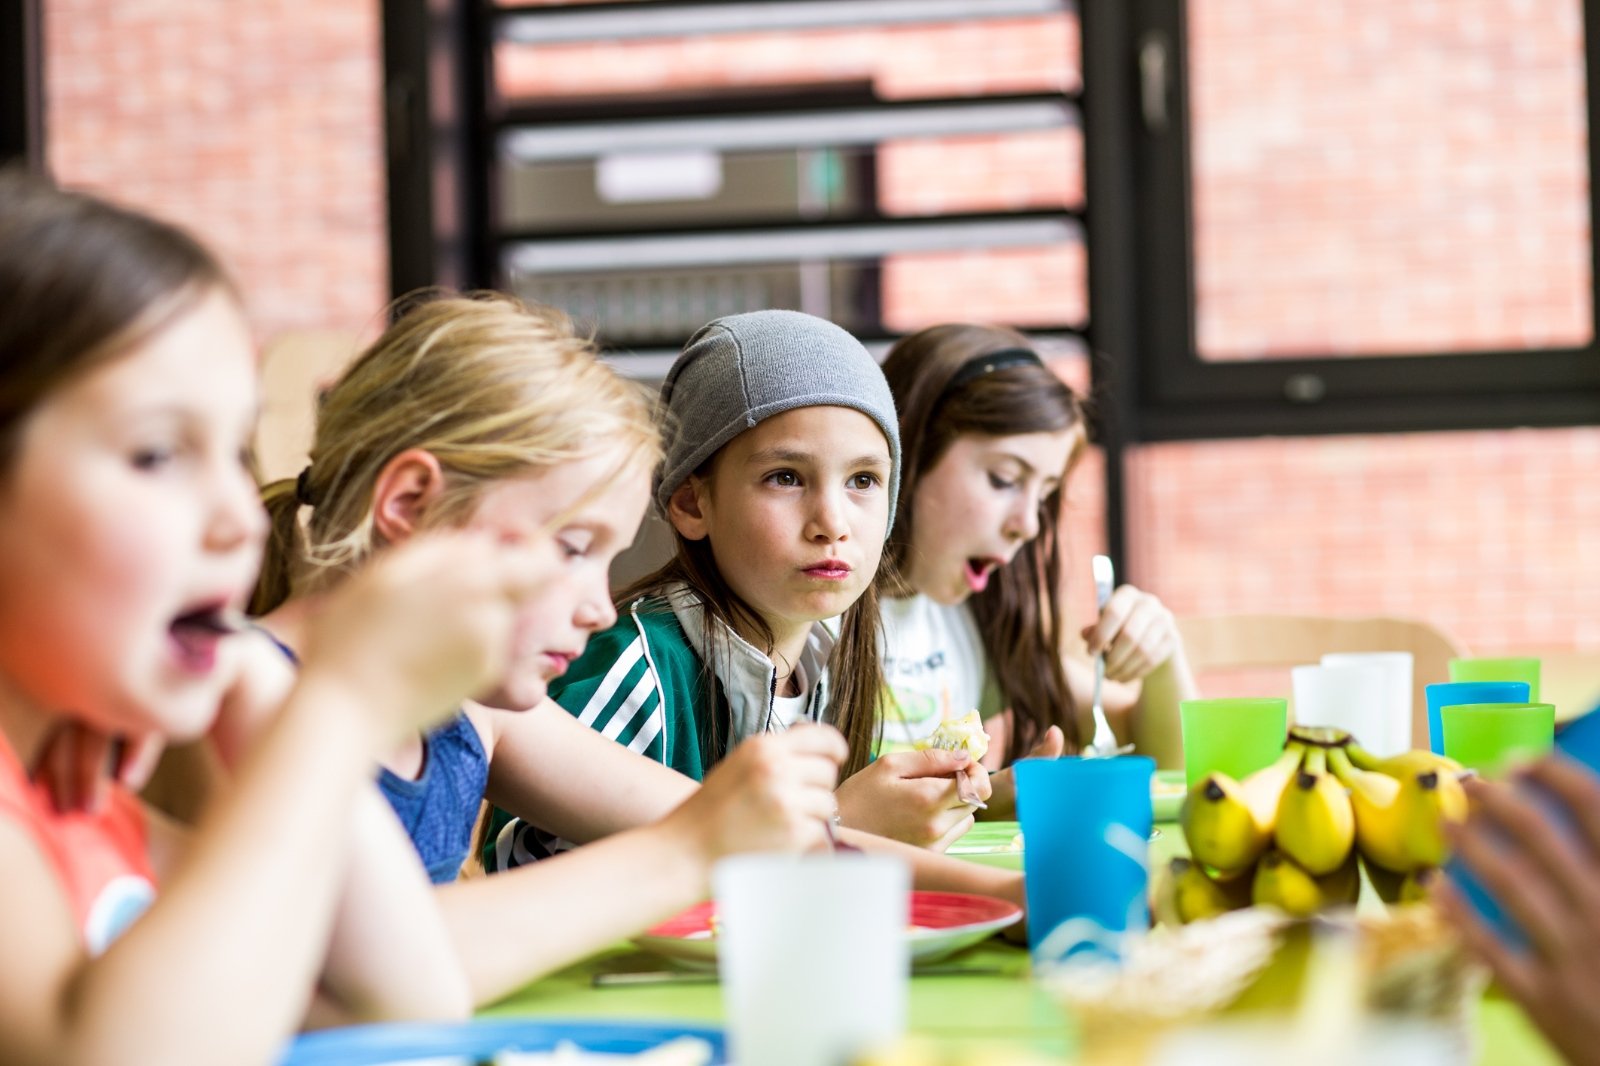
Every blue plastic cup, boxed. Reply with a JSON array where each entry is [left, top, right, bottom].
[[1445, 707, 1600, 951], [1425, 681, 1530, 755], [1016, 756, 1154, 966]]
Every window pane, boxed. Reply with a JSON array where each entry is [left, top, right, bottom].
[[502, 147, 873, 231], [1189, 0, 1593, 360], [512, 261, 881, 347], [494, 9, 1086, 342]]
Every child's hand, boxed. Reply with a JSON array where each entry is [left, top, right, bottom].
[[32, 721, 164, 814], [833, 749, 990, 850], [1082, 584, 1180, 683], [297, 531, 559, 746], [983, 725, 1066, 820], [1435, 758, 1600, 1065], [670, 724, 846, 863]]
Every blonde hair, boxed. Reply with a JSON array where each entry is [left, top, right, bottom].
[[253, 291, 660, 613]]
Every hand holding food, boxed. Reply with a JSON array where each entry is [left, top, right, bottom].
[[916, 711, 991, 809], [670, 725, 847, 867], [299, 530, 561, 744], [835, 748, 988, 849]]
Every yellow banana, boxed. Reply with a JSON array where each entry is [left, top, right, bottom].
[[1395, 769, 1468, 869], [1346, 743, 1463, 779], [1251, 848, 1358, 917], [1181, 744, 1303, 874], [1273, 745, 1355, 875], [1328, 748, 1467, 873], [1327, 745, 1408, 872], [1170, 856, 1253, 923]]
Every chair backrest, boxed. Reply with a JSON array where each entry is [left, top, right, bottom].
[[1177, 614, 1466, 749], [255, 329, 360, 482]]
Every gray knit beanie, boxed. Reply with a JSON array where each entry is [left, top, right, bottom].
[[655, 310, 901, 535]]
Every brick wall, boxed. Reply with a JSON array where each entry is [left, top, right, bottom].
[[1189, 0, 1591, 359], [1125, 428, 1600, 654], [43, 0, 388, 340]]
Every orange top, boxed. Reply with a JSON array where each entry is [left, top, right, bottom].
[[0, 729, 156, 955]]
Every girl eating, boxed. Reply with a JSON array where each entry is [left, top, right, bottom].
[[0, 173, 547, 1065], [879, 323, 1198, 814]]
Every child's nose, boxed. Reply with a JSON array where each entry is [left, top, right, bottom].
[[806, 489, 850, 542], [575, 574, 616, 631], [1004, 496, 1042, 543], [208, 472, 268, 552]]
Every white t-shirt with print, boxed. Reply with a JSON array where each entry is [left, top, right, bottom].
[[878, 593, 1001, 754]]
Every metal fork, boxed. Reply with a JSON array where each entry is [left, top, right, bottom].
[[1084, 554, 1133, 758]]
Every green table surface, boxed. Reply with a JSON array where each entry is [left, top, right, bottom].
[[478, 822, 1562, 1064]]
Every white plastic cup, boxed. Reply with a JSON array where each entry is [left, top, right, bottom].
[[714, 853, 910, 1066], [1321, 652, 1414, 754], [1291, 663, 1391, 752]]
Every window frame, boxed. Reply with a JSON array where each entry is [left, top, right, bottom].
[[1096, 0, 1600, 443], [2, 0, 44, 168]]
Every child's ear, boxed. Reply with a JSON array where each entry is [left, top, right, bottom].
[[371, 448, 447, 544], [665, 477, 711, 541]]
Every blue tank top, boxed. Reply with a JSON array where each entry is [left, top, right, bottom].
[[254, 625, 490, 884], [377, 713, 490, 884]]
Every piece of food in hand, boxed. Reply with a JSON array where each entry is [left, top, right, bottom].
[[915, 710, 990, 762]]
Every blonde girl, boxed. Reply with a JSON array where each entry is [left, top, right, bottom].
[[0, 174, 546, 1065], [245, 293, 846, 1005], [880, 323, 1198, 815], [492, 310, 994, 857]]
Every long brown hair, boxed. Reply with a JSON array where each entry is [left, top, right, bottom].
[[881, 323, 1087, 760], [620, 461, 887, 782], [0, 169, 233, 470]]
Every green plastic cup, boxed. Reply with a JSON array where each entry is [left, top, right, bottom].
[[1179, 697, 1288, 789], [1439, 702, 1556, 777], [1448, 657, 1542, 703]]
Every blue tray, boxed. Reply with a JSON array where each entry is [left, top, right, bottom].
[[279, 1018, 727, 1066]]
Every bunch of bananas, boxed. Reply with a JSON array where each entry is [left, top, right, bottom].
[[1157, 726, 1468, 922]]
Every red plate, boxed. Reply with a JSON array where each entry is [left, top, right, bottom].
[[633, 891, 1021, 970]]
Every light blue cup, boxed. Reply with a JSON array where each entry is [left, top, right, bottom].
[[1446, 706, 1600, 952], [1425, 681, 1530, 755], [1016, 756, 1153, 966]]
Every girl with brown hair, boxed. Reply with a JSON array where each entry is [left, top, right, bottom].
[[880, 323, 1198, 816]]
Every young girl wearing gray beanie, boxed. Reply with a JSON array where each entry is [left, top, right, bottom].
[[488, 310, 994, 862]]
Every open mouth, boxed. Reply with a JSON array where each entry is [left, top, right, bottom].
[[963, 558, 1001, 593], [168, 602, 242, 673]]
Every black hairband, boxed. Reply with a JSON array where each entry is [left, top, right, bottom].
[[295, 466, 317, 508], [941, 346, 1046, 397]]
